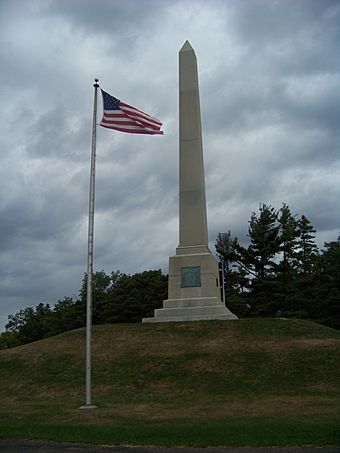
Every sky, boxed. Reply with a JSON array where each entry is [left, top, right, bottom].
[[0, 0, 339, 331]]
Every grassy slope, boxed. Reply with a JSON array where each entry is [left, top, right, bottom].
[[0, 318, 339, 446]]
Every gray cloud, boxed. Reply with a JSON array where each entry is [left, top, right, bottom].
[[0, 0, 339, 330]]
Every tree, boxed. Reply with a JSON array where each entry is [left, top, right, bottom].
[[47, 297, 81, 336], [276, 204, 300, 308], [104, 270, 168, 323], [278, 203, 299, 274], [5, 303, 52, 344], [241, 204, 280, 279], [79, 270, 118, 325], [78, 269, 168, 324], [79, 270, 112, 305], [215, 230, 239, 292], [216, 231, 238, 264], [296, 215, 319, 275], [321, 235, 340, 288], [0, 331, 21, 350], [214, 207, 336, 326], [309, 235, 340, 329], [224, 204, 293, 317]]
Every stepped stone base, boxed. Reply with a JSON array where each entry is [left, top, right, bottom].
[[142, 297, 238, 323], [142, 245, 238, 324]]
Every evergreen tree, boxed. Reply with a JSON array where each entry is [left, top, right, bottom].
[[296, 215, 319, 275], [215, 231, 251, 316], [276, 204, 300, 310], [218, 205, 281, 317], [321, 235, 340, 288], [281, 215, 319, 318], [214, 208, 336, 325], [278, 203, 299, 274], [215, 230, 239, 292], [216, 231, 238, 263], [310, 236, 340, 329], [243, 203, 280, 279]]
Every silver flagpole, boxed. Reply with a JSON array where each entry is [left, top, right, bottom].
[[80, 78, 99, 410]]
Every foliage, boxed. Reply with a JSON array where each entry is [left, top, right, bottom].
[[79, 269, 167, 324], [245, 203, 281, 279], [215, 203, 340, 329], [296, 214, 319, 275], [1, 202, 339, 349], [0, 331, 21, 349], [277, 203, 300, 277], [1, 270, 167, 348]]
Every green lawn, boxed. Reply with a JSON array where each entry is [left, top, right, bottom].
[[0, 318, 339, 446]]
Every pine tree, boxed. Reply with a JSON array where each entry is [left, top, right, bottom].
[[246, 203, 280, 279], [311, 236, 340, 328], [230, 204, 281, 317], [296, 215, 319, 275], [215, 231, 251, 316], [215, 230, 238, 292], [277, 204, 300, 309], [278, 204, 299, 273], [321, 235, 340, 288]]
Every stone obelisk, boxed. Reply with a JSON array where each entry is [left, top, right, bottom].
[[143, 41, 237, 323]]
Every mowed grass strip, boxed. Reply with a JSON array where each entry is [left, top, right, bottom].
[[0, 318, 339, 446]]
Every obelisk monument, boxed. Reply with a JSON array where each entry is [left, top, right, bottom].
[[143, 41, 237, 322]]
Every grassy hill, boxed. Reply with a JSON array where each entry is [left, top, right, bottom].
[[0, 318, 339, 447]]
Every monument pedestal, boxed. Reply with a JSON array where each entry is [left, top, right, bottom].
[[142, 245, 237, 323]]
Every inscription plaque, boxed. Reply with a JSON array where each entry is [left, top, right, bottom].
[[181, 266, 201, 287]]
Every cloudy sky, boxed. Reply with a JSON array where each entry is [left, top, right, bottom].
[[0, 0, 339, 330]]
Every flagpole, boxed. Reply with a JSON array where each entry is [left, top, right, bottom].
[[80, 78, 99, 410]]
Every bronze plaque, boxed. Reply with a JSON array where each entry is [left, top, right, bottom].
[[181, 266, 201, 287]]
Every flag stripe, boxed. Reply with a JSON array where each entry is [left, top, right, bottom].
[[120, 104, 162, 127], [120, 108, 162, 129], [125, 116, 161, 131], [104, 113, 127, 118], [100, 123, 163, 135], [123, 111, 160, 126], [101, 117, 156, 129], [120, 101, 161, 123], [103, 112, 161, 131]]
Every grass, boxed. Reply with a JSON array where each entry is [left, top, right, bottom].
[[0, 318, 339, 446]]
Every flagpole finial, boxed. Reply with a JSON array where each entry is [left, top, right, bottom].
[[94, 78, 99, 88]]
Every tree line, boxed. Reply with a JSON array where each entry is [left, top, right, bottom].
[[0, 270, 167, 349], [0, 202, 339, 349], [216, 203, 340, 329]]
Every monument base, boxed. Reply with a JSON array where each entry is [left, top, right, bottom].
[[142, 245, 238, 323], [142, 296, 237, 323]]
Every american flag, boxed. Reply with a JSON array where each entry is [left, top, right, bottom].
[[99, 90, 163, 135]]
